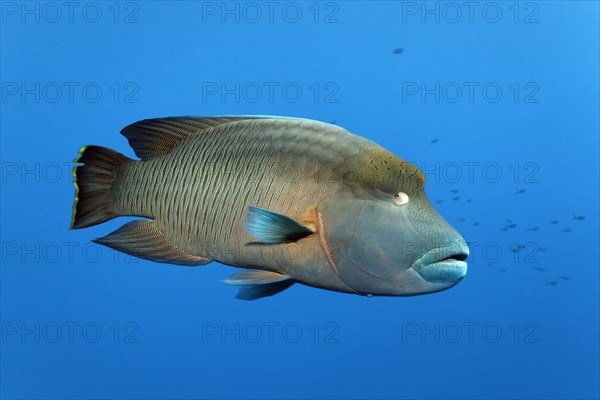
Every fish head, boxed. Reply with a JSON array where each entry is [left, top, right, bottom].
[[319, 147, 469, 296]]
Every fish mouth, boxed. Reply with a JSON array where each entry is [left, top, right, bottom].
[[412, 242, 469, 284]]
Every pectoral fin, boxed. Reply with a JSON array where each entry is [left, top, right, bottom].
[[222, 269, 295, 300], [93, 220, 211, 266], [245, 206, 315, 244]]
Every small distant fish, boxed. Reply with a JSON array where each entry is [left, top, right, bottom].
[[511, 244, 526, 251], [537, 247, 547, 252], [450, 189, 459, 193], [511, 244, 526, 252], [458, 218, 466, 222], [472, 222, 479, 227], [533, 267, 545, 272], [545, 280, 558, 286], [514, 189, 526, 195], [452, 197, 460, 201], [562, 228, 572, 233], [330, 120, 337, 125], [393, 47, 404, 54], [466, 199, 472, 203], [527, 226, 540, 232], [487, 263, 494, 267], [506, 224, 517, 229], [549, 220, 559, 225], [572, 215, 586, 221], [498, 268, 506, 272], [430, 138, 439, 145], [506, 219, 512, 223], [559, 276, 571, 281]]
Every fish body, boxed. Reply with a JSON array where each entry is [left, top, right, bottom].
[[71, 117, 469, 299]]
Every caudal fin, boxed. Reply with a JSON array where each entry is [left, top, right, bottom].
[[70, 145, 131, 230]]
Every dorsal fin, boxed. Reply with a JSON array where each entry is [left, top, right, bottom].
[[120, 116, 253, 160]]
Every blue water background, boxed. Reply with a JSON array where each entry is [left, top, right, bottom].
[[1, 2, 599, 399]]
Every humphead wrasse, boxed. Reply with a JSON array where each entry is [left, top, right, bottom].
[[70, 116, 469, 299]]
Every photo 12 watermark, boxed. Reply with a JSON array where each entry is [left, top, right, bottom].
[[1, 1, 140, 24], [200, 321, 339, 344], [400, 321, 540, 344], [200, 81, 339, 104], [1, 241, 140, 265], [200, 1, 340, 24], [400, 82, 539, 104], [0, 239, 549, 269], [400, 2, 540, 24], [1, 321, 140, 344], [1, 81, 140, 104], [0, 159, 539, 186], [417, 161, 540, 184]]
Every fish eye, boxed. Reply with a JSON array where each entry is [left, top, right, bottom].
[[393, 192, 409, 206]]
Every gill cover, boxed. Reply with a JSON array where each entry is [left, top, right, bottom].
[[318, 186, 414, 295]]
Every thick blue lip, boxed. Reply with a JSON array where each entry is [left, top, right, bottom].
[[411, 242, 470, 283]]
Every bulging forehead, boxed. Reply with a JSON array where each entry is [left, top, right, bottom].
[[345, 146, 426, 195]]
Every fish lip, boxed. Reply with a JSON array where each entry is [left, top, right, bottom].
[[412, 241, 470, 283]]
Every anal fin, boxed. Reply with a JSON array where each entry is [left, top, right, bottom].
[[94, 220, 211, 266], [222, 269, 294, 300]]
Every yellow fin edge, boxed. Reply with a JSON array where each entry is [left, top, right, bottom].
[[69, 146, 87, 230]]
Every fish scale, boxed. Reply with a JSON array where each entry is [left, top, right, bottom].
[[71, 116, 469, 299], [110, 119, 361, 261]]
